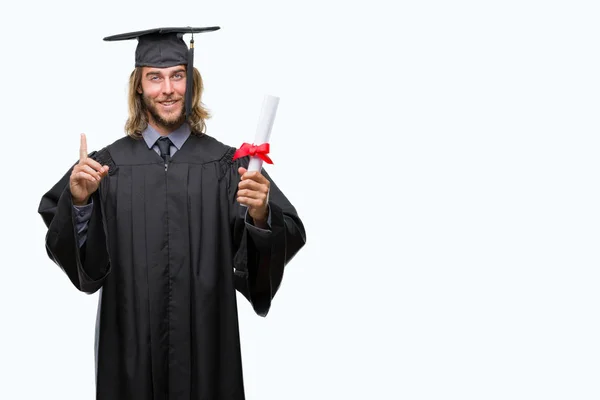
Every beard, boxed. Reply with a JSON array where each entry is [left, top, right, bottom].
[[142, 94, 186, 131]]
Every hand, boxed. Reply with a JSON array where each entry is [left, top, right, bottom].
[[70, 133, 109, 206], [237, 167, 270, 226]]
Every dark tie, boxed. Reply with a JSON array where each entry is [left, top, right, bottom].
[[157, 137, 172, 164]]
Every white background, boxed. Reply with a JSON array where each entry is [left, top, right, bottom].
[[1, 0, 599, 399]]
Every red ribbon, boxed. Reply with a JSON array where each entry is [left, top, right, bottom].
[[232, 142, 274, 164]]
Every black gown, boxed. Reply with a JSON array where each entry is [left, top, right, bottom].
[[38, 133, 306, 399]]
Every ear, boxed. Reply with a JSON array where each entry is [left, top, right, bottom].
[[136, 86, 143, 94]]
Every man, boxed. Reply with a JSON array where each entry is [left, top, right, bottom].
[[38, 26, 306, 400]]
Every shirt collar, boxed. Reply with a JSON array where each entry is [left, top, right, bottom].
[[142, 122, 191, 151]]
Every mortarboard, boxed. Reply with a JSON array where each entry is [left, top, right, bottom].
[[103, 26, 220, 119]]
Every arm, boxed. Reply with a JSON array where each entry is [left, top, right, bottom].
[[244, 204, 271, 230], [231, 163, 306, 317], [73, 201, 93, 247], [38, 141, 112, 294]]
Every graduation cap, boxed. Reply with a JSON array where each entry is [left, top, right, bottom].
[[104, 26, 220, 119]]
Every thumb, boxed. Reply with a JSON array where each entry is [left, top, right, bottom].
[[238, 167, 247, 177]]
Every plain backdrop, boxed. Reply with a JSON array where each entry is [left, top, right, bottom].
[[1, 0, 600, 399]]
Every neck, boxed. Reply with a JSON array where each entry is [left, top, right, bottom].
[[148, 120, 185, 136]]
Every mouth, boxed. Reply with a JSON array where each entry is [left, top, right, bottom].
[[159, 99, 180, 109]]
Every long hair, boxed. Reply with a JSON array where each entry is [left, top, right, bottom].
[[125, 67, 211, 138]]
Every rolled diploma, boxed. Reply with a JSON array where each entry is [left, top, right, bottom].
[[247, 94, 279, 172]]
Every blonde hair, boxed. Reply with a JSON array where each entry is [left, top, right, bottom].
[[125, 66, 211, 138]]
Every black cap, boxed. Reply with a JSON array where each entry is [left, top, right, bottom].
[[103, 26, 219, 67], [103, 26, 220, 118]]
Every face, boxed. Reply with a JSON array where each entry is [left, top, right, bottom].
[[138, 65, 187, 132]]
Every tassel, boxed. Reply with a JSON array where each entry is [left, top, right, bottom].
[[185, 33, 195, 120]]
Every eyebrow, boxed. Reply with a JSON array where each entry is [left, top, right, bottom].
[[145, 69, 186, 78]]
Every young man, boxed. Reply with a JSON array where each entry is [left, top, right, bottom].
[[38, 26, 306, 400]]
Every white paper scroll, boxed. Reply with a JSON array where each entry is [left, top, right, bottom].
[[247, 94, 279, 172]]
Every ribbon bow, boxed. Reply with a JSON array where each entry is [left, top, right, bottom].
[[232, 142, 274, 164]]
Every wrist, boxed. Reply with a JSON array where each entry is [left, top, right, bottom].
[[253, 218, 269, 229], [72, 195, 90, 207], [251, 206, 269, 228]]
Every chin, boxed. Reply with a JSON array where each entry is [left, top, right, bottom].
[[161, 110, 184, 123]]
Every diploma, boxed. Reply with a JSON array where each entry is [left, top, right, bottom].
[[247, 94, 279, 172]]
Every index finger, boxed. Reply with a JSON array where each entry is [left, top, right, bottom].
[[79, 133, 88, 162], [243, 170, 268, 184]]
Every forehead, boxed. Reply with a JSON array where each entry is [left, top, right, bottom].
[[141, 65, 186, 75]]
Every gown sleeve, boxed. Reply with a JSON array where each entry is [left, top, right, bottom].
[[225, 149, 307, 317], [37, 149, 112, 294]]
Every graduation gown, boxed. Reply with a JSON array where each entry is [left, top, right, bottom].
[[38, 133, 306, 400]]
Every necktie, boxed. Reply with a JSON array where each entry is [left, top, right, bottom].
[[157, 137, 172, 165]]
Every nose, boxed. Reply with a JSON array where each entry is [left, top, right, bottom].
[[162, 78, 174, 95]]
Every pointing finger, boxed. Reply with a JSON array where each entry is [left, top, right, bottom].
[[80, 133, 88, 163]]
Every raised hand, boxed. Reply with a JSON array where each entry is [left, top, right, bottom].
[[70, 133, 109, 206], [237, 167, 270, 227]]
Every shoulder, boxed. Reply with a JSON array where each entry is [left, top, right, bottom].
[[192, 133, 235, 153], [88, 136, 139, 169], [186, 134, 249, 182], [106, 135, 141, 153], [185, 133, 238, 165]]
